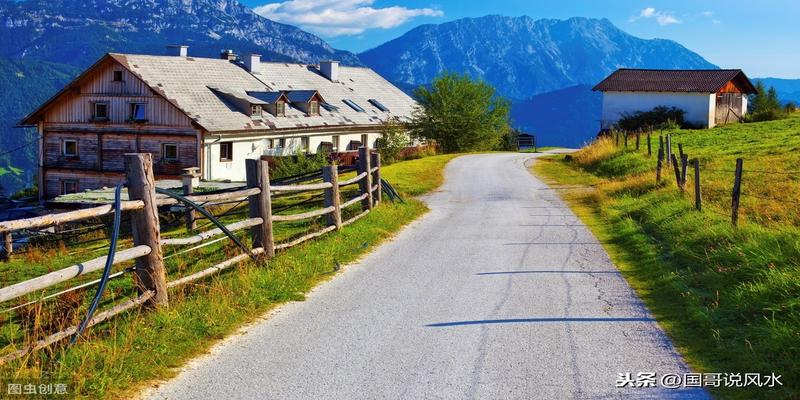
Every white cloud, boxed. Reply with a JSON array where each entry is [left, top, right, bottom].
[[253, 0, 444, 37], [702, 11, 713, 17], [631, 7, 681, 26]]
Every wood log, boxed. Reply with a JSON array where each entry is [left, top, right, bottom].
[[694, 158, 702, 211], [342, 209, 370, 227], [161, 218, 263, 246], [371, 152, 382, 205], [0, 245, 151, 303], [274, 225, 337, 250], [246, 159, 274, 258], [731, 158, 743, 226], [342, 193, 369, 209], [271, 206, 335, 222], [323, 165, 342, 229], [0, 201, 144, 233], [358, 146, 373, 211], [167, 247, 265, 289], [339, 172, 367, 187], [125, 153, 168, 307], [270, 182, 332, 192]]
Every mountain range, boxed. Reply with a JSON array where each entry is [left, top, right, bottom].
[[359, 15, 716, 100], [0, 1, 795, 194]]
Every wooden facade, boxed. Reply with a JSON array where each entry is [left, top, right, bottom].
[[715, 78, 749, 125], [26, 57, 202, 198]]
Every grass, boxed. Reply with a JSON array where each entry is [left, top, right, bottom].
[[532, 116, 800, 399], [0, 153, 462, 399]]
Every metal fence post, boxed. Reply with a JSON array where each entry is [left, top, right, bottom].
[[125, 153, 168, 307]]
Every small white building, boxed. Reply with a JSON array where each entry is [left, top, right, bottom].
[[593, 69, 757, 130]]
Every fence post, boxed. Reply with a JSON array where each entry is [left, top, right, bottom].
[[636, 130, 641, 150], [624, 131, 628, 148], [181, 173, 196, 232], [371, 152, 382, 205], [680, 153, 689, 189], [678, 143, 685, 160], [731, 158, 743, 227], [125, 153, 168, 307], [246, 158, 275, 258], [656, 146, 663, 182], [322, 165, 342, 230], [358, 146, 373, 211], [615, 130, 619, 146], [694, 158, 702, 211], [666, 135, 672, 159], [671, 154, 683, 191], [1, 232, 11, 260], [647, 131, 652, 156]]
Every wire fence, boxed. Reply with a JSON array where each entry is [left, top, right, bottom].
[[610, 129, 800, 227]]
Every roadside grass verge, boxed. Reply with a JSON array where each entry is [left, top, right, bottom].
[[532, 141, 799, 399], [0, 154, 461, 399]]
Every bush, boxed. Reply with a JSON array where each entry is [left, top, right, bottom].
[[375, 117, 409, 164], [617, 106, 686, 131], [410, 72, 511, 153], [270, 151, 329, 179]]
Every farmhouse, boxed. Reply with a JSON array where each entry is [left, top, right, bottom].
[[20, 46, 416, 199], [593, 69, 757, 130]]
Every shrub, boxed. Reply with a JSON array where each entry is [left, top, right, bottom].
[[375, 117, 409, 165], [270, 151, 329, 179], [617, 106, 686, 131], [410, 72, 511, 153]]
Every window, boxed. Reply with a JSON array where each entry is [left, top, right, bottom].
[[342, 99, 365, 112], [368, 99, 389, 112], [278, 138, 286, 148], [321, 102, 339, 112], [128, 103, 146, 122], [62, 139, 78, 157], [162, 143, 178, 161], [318, 142, 333, 153], [61, 179, 79, 195], [251, 104, 262, 117], [309, 100, 319, 116], [332, 135, 340, 151], [300, 136, 310, 152], [347, 140, 362, 151], [219, 142, 233, 162], [112, 70, 123, 82], [276, 101, 286, 116], [92, 102, 109, 121]]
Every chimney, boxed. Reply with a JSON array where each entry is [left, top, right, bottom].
[[320, 60, 339, 82], [166, 45, 189, 57], [244, 54, 261, 73], [220, 49, 237, 61]]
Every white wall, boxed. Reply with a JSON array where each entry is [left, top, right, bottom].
[[601, 91, 716, 129], [203, 131, 380, 182]]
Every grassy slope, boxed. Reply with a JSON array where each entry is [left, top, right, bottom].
[[0, 153, 462, 399], [532, 117, 800, 399]]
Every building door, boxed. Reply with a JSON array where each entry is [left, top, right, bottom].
[[715, 93, 743, 125]]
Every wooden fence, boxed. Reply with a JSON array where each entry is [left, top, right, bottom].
[[0, 146, 382, 364]]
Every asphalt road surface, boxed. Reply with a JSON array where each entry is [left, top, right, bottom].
[[145, 153, 709, 400]]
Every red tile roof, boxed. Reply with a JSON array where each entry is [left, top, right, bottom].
[[593, 69, 757, 94]]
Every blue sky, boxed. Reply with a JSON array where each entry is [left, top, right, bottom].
[[241, 0, 800, 78]]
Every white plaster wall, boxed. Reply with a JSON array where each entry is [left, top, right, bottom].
[[601, 92, 715, 129], [203, 131, 380, 182]]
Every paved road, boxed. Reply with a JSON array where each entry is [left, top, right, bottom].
[[146, 153, 708, 400]]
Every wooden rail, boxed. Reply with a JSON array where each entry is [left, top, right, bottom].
[[0, 146, 383, 361], [0, 245, 151, 303]]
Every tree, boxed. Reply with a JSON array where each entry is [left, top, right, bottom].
[[410, 73, 511, 153], [750, 81, 782, 114], [375, 117, 409, 164]]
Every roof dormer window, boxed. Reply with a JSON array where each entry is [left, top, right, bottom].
[[251, 104, 262, 118], [309, 100, 319, 116], [276, 101, 286, 117]]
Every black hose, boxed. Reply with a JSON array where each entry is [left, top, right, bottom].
[[71, 183, 123, 344], [155, 188, 258, 262]]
